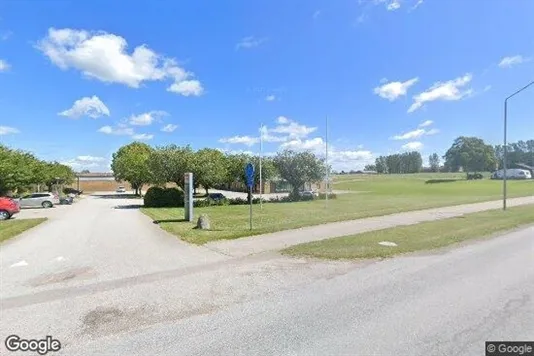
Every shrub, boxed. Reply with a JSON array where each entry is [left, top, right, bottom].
[[466, 173, 484, 180], [228, 197, 248, 205], [317, 192, 337, 200], [193, 199, 210, 208], [144, 187, 184, 207]]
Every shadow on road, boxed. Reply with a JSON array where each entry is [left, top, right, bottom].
[[114, 205, 143, 210], [92, 194, 142, 199]]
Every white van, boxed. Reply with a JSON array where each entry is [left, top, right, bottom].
[[491, 169, 532, 180]]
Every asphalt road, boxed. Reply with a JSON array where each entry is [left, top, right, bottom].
[[1, 196, 532, 356], [1, 193, 227, 299]]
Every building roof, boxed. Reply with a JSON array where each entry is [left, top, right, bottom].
[[76, 172, 114, 178]]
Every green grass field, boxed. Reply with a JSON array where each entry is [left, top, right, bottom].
[[0, 218, 47, 243], [282, 204, 534, 259], [141, 173, 534, 244]]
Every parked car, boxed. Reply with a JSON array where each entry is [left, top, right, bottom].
[[63, 187, 83, 195], [299, 190, 318, 199], [0, 197, 20, 220], [116, 186, 126, 193], [59, 196, 74, 205], [491, 168, 532, 180], [208, 193, 226, 202], [18, 192, 60, 209]]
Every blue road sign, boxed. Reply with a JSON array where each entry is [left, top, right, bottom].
[[245, 163, 255, 188]]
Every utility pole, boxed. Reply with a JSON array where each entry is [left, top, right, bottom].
[[325, 115, 329, 208], [259, 123, 263, 210], [502, 80, 534, 210]]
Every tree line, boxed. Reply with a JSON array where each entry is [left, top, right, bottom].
[[362, 137, 534, 175], [0, 144, 75, 196], [111, 142, 327, 197]]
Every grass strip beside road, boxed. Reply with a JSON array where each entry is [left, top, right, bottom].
[[282, 205, 534, 259], [0, 218, 47, 243], [142, 175, 533, 244]]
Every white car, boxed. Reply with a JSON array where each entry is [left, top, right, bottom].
[[19, 192, 60, 209], [116, 186, 126, 193]]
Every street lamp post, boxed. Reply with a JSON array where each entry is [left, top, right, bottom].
[[503, 80, 534, 211]]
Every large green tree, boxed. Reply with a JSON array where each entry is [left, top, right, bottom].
[[0, 145, 74, 195], [444, 136, 497, 173], [374, 151, 423, 174], [111, 142, 153, 195], [192, 148, 228, 194], [273, 149, 326, 197], [429, 153, 440, 172], [148, 144, 194, 190]]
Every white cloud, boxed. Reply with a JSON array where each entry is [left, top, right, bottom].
[[276, 116, 289, 124], [330, 149, 375, 171], [374, 77, 418, 101], [0, 126, 19, 135], [167, 80, 204, 96], [236, 36, 267, 50], [392, 129, 426, 140], [401, 141, 423, 151], [498, 55, 530, 69], [0, 59, 10, 72], [265, 95, 276, 101], [280, 137, 325, 152], [313, 10, 321, 19], [36, 28, 203, 96], [132, 133, 154, 140], [278, 136, 375, 171], [425, 128, 439, 135], [98, 125, 134, 136], [269, 117, 317, 139], [391, 122, 439, 140], [219, 135, 259, 147], [387, 0, 401, 10], [410, 0, 424, 10], [59, 95, 110, 119], [483, 85, 492, 92], [161, 124, 178, 132], [418, 120, 433, 128], [128, 110, 167, 126], [61, 155, 107, 169], [408, 73, 473, 113]]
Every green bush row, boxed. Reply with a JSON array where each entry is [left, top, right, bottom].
[[144, 187, 184, 207], [144, 187, 338, 208]]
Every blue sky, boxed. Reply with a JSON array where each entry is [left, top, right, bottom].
[[0, 0, 533, 172]]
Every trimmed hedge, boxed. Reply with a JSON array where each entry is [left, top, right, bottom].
[[144, 187, 184, 207]]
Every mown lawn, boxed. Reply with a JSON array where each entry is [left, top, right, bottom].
[[282, 204, 534, 259], [141, 173, 534, 244], [0, 218, 47, 243]]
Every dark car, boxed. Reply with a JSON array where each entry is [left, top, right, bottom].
[[64, 188, 83, 195], [208, 193, 226, 202], [59, 196, 74, 205]]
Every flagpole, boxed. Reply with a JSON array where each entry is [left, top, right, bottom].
[[259, 123, 263, 210]]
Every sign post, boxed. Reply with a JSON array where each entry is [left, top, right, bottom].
[[245, 163, 255, 230], [184, 172, 193, 222]]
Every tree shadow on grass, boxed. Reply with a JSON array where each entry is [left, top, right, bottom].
[[425, 179, 462, 184], [153, 219, 188, 224]]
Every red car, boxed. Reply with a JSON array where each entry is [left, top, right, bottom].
[[0, 197, 20, 220]]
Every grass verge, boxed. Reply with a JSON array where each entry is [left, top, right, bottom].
[[141, 174, 533, 244], [0, 218, 47, 243], [282, 205, 534, 259]]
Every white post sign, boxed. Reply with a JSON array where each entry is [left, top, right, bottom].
[[184, 172, 193, 222]]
